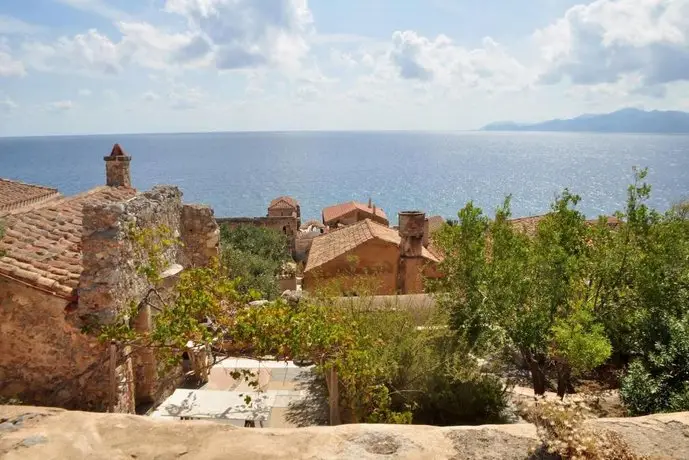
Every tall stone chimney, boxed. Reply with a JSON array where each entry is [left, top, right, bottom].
[[104, 143, 132, 188], [397, 211, 426, 294]]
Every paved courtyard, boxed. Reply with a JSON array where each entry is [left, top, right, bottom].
[[151, 358, 315, 428]]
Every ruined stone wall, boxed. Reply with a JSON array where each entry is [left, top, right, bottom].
[[217, 216, 299, 256], [0, 186, 218, 414], [77, 186, 192, 412], [181, 204, 219, 268], [0, 278, 110, 410]]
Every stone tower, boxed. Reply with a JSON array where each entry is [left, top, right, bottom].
[[105, 143, 132, 188], [397, 211, 426, 294]]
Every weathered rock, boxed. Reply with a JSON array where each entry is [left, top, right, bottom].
[[0, 406, 688, 460]]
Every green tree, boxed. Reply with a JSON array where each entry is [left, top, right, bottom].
[[219, 224, 291, 299], [431, 192, 612, 397]]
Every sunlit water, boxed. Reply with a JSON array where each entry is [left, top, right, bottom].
[[1, 131, 687, 221]]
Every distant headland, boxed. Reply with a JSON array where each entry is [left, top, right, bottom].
[[481, 108, 689, 134]]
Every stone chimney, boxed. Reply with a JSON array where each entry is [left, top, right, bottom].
[[104, 143, 132, 188], [397, 211, 426, 294], [422, 218, 430, 248], [368, 197, 372, 208]]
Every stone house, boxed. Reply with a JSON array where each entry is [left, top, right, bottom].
[[303, 212, 441, 295], [268, 196, 301, 220], [322, 200, 389, 228], [0, 144, 219, 413]]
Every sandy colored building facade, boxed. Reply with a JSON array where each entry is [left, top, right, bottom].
[[303, 212, 441, 295], [0, 145, 219, 413]]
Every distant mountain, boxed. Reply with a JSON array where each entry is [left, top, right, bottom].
[[481, 108, 689, 134]]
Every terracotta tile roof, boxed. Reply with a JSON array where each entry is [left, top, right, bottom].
[[322, 201, 388, 224], [305, 219, 440, 273], [0, 186, 136, 298], [269, 196, 299, 210], [0, 178, 60, 214], [110, 143, 128, 157]]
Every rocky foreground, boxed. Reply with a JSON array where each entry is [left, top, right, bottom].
[[1, 406, 688, 459]]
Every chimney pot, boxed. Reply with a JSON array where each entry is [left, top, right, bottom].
[[104, 143, 132, 188]]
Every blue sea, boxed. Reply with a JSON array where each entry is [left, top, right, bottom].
[[1, 131, 687, 222]]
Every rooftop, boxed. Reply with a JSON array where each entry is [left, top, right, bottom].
[[269, 196, 299, 210], [322, 201, 388, 224], [305, 219, 440, 273], [0, 178, 60, 215], [0, 186, 136, 298]]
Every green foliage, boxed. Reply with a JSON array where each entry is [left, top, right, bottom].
[[220, 224, 290, 262], [220, 224, 291, 299], [431, 192, 612, 396], [620, 316, 689, 415], [127, 224, 178, 284], [550, 298, 612, 376]]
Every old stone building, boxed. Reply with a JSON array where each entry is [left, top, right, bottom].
[[217, 196, 301, 257], [322, 200, 389, 228], [268, 196, 300, 219], [303, 212, 441, 295], [0, 144, 219, 413]]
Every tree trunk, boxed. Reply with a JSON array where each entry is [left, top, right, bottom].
[[524, 350, 547, 396], [324, 366, 341, 426], [556, 363, 572, 399]]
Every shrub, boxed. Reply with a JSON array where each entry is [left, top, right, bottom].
[[527, 399, 646, 460], [219, 224, 291, 299]]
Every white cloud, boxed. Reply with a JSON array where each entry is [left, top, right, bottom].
[[22, 29, 122, 75], [168, 84, 205, 109], [55, 0, 128, 20], [164, 0, 313, 71], [47, 100, 75, 112], [535, 0, 689, 91], [0, 15, 44, 35], [0, 51, 26, 77], [385, 31, 532, 92], [78, 88, 92, 97], [116, 21, 211, 69], [0, 40, 26, 77], [0, 97, 18, 113], [141, 90, 160, 102], [20, 22, 212, 76]]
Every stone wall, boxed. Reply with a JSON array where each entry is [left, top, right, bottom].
[[0, 278, 105, 410], [78, 186, 189, 412], [4, 406, 689, 459], [181, 204, 220, 268], [217, 216, 299, 257], [1, 186, 219, 414]]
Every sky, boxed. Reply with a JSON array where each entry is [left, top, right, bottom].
[[0, 0, 688, 136]]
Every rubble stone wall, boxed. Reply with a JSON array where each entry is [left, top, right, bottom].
[[181, 204, 219, 268], [0, 278, 107, 410]]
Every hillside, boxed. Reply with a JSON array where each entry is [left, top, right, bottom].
[[481, 108, 689, 133]]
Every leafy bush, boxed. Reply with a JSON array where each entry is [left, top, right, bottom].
[[220, 224, 291, 299], [620, 316, 689, 415]]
